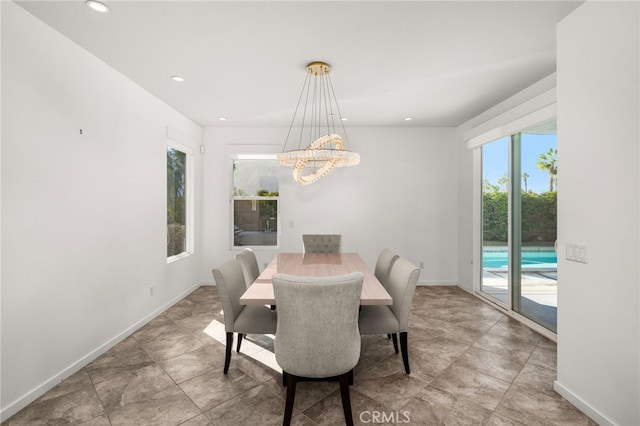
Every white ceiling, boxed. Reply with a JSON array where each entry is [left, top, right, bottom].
[[16, 1, 581, 127]]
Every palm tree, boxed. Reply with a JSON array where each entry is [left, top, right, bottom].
[[536, 148, 557, 192], [522, 172, 530, 192], [497, 174, 508, 192]]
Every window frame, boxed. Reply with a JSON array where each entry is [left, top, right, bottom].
[[167, 142, 194, 262], [229, 153, 280, 250]]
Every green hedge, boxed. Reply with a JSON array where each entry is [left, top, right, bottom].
[[483, 191, 556, 244], [167, 223, 186, 257]]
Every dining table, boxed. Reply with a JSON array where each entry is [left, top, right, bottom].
[[239, 252, 392, 306]]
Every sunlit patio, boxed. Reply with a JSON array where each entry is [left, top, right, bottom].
[[481, 268, 557, 332]]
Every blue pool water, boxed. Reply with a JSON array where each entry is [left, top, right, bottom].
[[483, 251, 557, 269]]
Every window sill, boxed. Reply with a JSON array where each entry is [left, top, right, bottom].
[[167, 252, 192, 264]]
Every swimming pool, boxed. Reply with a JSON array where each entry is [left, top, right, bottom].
[[483, 250, 557, 269]]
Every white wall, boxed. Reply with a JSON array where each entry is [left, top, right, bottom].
[[1, 3, 203, 419], [555, 3, 639, 425], [201, 126, 458, 285]]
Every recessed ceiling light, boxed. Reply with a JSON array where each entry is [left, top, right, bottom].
[[404, 117, 413, 121], [171, 75, 185, 82], [341, 117, 349, 121], [218, 117, 227, 121], [85, 0, 110, 13]]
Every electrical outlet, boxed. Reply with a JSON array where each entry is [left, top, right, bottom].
[[149, 286, 154, 296], [419, 261, 424, 269]]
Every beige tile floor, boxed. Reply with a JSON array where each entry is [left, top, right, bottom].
[[2, 286, 596, 426]]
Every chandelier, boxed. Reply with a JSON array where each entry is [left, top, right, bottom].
[[278, 61, 360, 185]]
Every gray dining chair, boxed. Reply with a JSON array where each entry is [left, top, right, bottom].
[[212, 259, 277, 374], [272, 272, 363, 426], [358, 257, 420, 374], [236, 248, 276, 310], [374, 248, 400, 342], [302, 234, 341, 253], [235, 248, 260, 289], [375, 248, 400, 289]]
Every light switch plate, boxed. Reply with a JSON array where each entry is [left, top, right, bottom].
[[566, 243, 588, 263]]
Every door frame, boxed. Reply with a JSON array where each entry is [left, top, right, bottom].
[[471, 117, 558, 342]]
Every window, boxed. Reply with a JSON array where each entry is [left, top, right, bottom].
[[232, 156, 279, 247], [167, 145, 192, 259]]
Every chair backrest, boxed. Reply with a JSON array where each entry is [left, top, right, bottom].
[[386, 258, 420, 331], [272, 272, 363, 378], [235, 248, 260, 288], [374, 249, 400, 289], [212, 259, 246, 332], [302, 234, 341, 253]]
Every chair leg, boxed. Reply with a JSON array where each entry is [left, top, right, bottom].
[[236, 333, 244, 353], [400, 332, 410, 374], [224, 332, 233, 374], [339, 372, 354, 426], [391, 333, 399, 354], [348, 369, 354, 386], [283, 373, 297, 426], [282, 371, 287, 387], [387, 333, 392, 340]]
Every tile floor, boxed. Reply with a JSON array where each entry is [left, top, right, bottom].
[[2, 286, 596, 425]]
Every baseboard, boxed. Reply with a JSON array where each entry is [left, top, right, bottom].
[[553, 381, 613, 426], [0, 283, 202, 422]]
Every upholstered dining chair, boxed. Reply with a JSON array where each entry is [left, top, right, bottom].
[[235, 248, 260, 289], [212, 259, 277, 374], [302, 234, 341, 253], [375, 248, 400, 289], [358, 257, 420, 374], [236, 248, 276, 310], [272, 272, 363, 426], [374, 248, 400, 342]]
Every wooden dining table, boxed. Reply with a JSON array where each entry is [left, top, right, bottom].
[[239, 252, 392, 305]]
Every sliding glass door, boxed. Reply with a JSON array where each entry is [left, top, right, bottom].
[[517, 122, 557, 331], [480, 136, 510, 305], [480, 119, 557, 333]]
